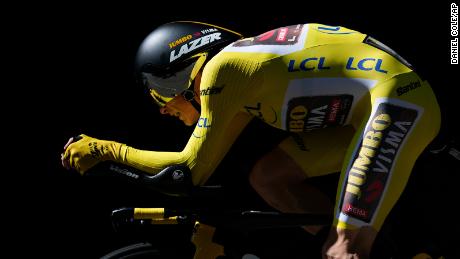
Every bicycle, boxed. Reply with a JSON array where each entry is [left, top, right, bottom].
[[87, 136, 458, 258], [89, 162, 333, 259]]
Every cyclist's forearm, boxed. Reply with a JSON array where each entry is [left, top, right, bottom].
[[112, 145, 191, 175]]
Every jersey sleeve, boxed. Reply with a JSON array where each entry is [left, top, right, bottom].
[[182, 54, 264, 185], [115, 54, 263, 186]]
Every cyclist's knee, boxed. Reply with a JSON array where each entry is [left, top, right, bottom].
[[249, 159, 271, 191], [249, 148, 305, 192]]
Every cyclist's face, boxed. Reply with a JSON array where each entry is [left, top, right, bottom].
[[159, 72, 202, 126]]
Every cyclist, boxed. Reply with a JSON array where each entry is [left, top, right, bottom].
[[61, 21, 441, 258]]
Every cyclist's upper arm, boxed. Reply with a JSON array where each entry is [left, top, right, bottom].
[[184, 54, 263, 185]]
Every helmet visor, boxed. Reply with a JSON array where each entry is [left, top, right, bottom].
[[142, 53, 208, 107], [149, 88, 173, 107], [142, 59, 197, 98]]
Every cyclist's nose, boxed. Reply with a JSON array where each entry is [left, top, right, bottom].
[[159, 106, 169, 115]]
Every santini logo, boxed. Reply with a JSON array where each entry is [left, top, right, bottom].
[[200, 85, 225, 96], [396, 81, 421, 96]]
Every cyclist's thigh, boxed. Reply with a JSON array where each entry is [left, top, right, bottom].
[[278, 125, 355, 178]]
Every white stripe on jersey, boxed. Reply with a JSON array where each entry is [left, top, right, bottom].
[[281, 77, 378, 130], [221, 24, 309, 55]]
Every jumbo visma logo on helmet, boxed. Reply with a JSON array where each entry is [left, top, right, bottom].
[[170, 32, 222, 62]]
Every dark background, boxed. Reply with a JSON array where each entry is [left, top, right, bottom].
[[15, 3, 458, 258]]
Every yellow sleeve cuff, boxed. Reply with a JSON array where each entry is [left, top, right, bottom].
[[334, 219, 359, 230]]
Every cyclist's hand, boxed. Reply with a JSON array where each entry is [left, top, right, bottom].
[[322, 227, 361, 259], [61, 136, 77, 170], [61, 134, 119, 175]]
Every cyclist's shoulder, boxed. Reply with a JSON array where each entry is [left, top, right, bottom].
[[200, 47, 265, 82]]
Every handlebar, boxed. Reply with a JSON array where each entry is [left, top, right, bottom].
[[86, 161, 197, 197], [86, 161, 333, 231]]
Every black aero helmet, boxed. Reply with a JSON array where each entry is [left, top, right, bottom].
[[135, 21, 243, 106]]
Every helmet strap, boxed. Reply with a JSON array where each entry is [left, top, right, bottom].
[[181, 87, 201, 114]]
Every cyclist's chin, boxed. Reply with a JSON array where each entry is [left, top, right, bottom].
[[180, 117, 195, 127], [181, 114, 200, 126]]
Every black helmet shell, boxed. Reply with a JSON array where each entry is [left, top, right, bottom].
[[135, 21, 243, 76]]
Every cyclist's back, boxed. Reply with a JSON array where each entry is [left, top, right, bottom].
[[207, 23, 417, 131]]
